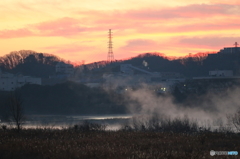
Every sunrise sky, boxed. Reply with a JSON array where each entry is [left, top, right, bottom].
[[0, 0, 240, 63]]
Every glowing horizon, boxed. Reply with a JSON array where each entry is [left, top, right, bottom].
[[0, 0, 240, 63]]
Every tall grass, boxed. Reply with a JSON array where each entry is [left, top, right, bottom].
[[120, 115, 212, 133], [0, 127, 239, 159]]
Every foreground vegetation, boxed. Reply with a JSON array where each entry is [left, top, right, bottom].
[[0, 125, 239, 159]]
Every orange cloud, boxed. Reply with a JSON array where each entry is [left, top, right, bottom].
[[42, 43, 93, 55], [210, 0, 240, 5]]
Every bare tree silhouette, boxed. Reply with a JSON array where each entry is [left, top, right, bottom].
[[227, 108, 240, 132], [8, 91, 25, 132]]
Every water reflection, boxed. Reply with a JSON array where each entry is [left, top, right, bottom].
[[21, 114, 132, 130]]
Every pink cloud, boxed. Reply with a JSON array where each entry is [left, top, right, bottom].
[[0, 17, 88, 39], [80, 3, 240, 22], [75, 4, 240, 35], [177, 36, 240, 49], [1, 3, 240, 39], [41, 43, 98, 62], [126, 4, 240, 20], [34, 17, 88, 36], [0, 28, 34, 38], [119, 39, 161, 52], [169, 21, 240, 32], [35, 17, 79, 30], [135, 20, 240, 34]]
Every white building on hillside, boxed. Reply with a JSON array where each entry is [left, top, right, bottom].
[[0, 69, 41, 91]]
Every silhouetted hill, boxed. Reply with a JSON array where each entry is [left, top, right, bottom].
[[120, 52, 216, 77], [82, 52, 210, 77], [0, 50, 64, 77], [1, 49, 240, 78], [123, 53, 183, 72], [87, 51, 240, 77]]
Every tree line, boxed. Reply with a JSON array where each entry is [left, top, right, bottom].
[[0, 82, 127, 118]]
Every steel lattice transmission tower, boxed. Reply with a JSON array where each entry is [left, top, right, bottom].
[[107, 29, 114, 62]]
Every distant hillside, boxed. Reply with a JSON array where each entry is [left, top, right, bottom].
[[1, 49, 239, 78], [81, 52, 211, 77], [85, 51, 240, 77], [0, 50, 64, 78]]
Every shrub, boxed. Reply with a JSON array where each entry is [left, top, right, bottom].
[[1, 124, 7, 130], [72, 121, 107, 132], [121, 115, 200, 133]]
